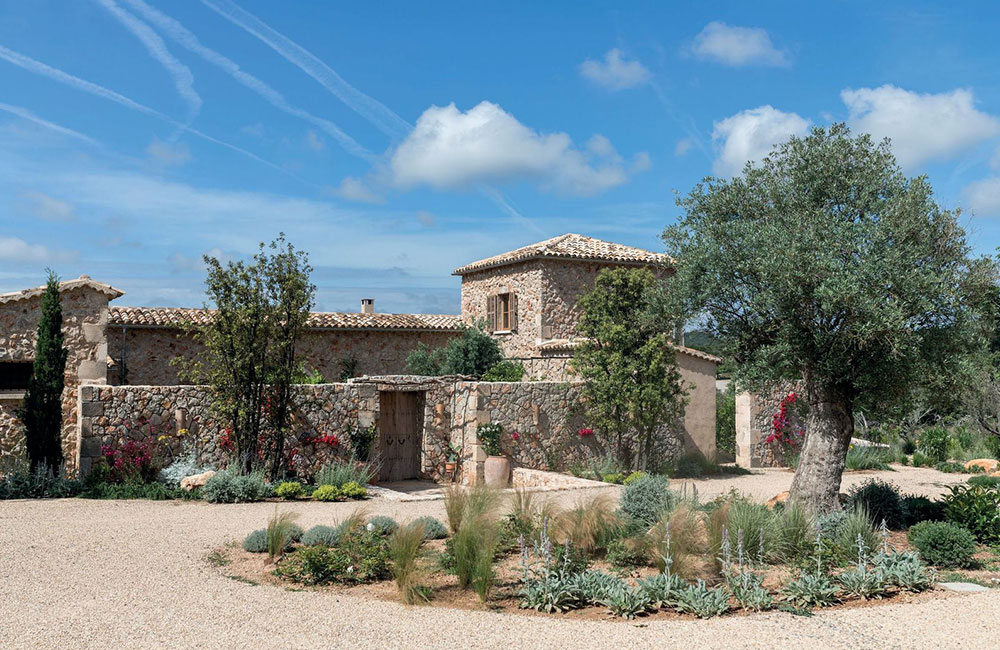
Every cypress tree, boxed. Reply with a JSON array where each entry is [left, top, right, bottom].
[[19, 270, 68, 474]]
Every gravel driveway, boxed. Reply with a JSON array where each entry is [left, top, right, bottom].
[[0, 466, 994, 650]]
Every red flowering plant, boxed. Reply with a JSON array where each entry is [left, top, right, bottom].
[[764, 392, 806, 463], [98, 417, 174, 483], [578, 427, 595, 437]]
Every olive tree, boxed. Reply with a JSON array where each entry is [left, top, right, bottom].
[[663, 124, 996, 512]]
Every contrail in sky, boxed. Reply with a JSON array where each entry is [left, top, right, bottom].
[[0, 102, 101, 146]]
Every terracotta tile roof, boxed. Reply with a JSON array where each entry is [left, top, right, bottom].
[[453, 233, 672, 275], [0, 275, 124, 305], [536, 337, 721, 363], [109, 306, 463, 331]]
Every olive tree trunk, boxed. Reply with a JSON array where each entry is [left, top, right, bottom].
[[788, 383, 854, 513]]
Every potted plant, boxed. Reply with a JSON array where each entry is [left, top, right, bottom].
[[444, 442, 460, 480], [478, 423, 510, 487]]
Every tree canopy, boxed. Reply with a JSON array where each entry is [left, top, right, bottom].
[[572, 267, 687, 471], [663, 124, 997, 511]]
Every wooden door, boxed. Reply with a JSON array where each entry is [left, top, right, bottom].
[[377, 391, 425, 481]]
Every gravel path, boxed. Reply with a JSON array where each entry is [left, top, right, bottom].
[[0, 466, 993, 650]]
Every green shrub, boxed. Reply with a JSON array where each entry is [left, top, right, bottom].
[[601, 472, 625, 484], [936, 461, 967, 473], [367, 515, 398, 536], [606, 537, 649, 568], [968, 475, 1000, 488], [874, 550, 936, 592], [907, 521, 976, 568], [201, 470, 271, 503], [917, 426, 950, 463], [716, 384, 736, 457], [623, 471, 647, 485], [836, 563, 890, 600], [0, 468, 82, 499], [339, 481, 368, 500], [414, 516, 448, 540], [482, 360, 526, 382], [276, 530, 390, 584], [675, 580, 731, 618], [302, 524, 342, 547], [942, 484, 1000, 543], [276, 481, 305, 499], [847, 479, 905, 529], [79, 480, 181, 500], [243, 529, 268, 553], [911, 451, 932, 467], [619, 474, 672, 526], [901, 495, 945, 527], [836, 508, 880, 561], [312, 485, 341, 502], [553, 543, 592, 574], [781, 572, 839, 608], [313, 456, 376, 489], [636, 572, 686, 609], [844, 446, 893, 471]]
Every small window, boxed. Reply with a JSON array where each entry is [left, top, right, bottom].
[[497, 293, 511, 331], [0, 361, 33, 392], [487, 293, 518, 333]]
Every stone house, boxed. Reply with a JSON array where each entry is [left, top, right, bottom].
[[0, 233, 718, 480]]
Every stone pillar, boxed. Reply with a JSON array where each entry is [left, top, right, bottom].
[[735, 391, 753, 467], [76, 385, 105, 476]]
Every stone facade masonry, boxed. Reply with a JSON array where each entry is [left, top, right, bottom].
[[107, 327, 458, 385], [0, 284, 113, 473], [459, 259, 544, 357]]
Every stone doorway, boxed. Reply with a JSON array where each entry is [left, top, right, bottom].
[[377, 391, 425, 482]]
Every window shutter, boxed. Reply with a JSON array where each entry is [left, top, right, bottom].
[[486, 294, 496, 333], [510, 293, 518, 332]]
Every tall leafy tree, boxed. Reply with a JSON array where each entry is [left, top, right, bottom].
[[571, 267, 687, 470], [20, 270, 68, 474], [185, 235, 314, 478], [663, 124, 996, 512]]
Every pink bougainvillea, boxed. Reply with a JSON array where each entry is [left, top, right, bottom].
[[578, 427, 594, 437], [765, 392, 804, 447]]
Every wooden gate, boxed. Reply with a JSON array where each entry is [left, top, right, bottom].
[[377, 391, 425, 482]]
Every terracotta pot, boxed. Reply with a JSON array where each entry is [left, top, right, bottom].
[[483, 456, 511, 488], [444, 461, 457, 479]]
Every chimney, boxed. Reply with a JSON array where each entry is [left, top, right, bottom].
[[361, 298, 374, 314]]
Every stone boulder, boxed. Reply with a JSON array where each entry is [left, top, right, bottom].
[[180, 470, 216, 491], [965, 459, 999, 473]]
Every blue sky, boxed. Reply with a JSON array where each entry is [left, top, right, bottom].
[[2, 1, 1000, 314]]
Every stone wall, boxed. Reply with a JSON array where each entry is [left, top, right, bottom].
[[735, 381, 804, 468], [459, 260, 544, 357], [70, 377, 699, 485], [106, 327, 460, 385], [0, 283, 113, 473], [77, 383, 378, 477]]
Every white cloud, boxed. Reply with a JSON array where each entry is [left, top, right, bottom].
[[389, 101, 631, 196], [305, 130, 325, 151], [629, 151, 652, 173], [20, 191, 75, 221], [146, 137, 191, 166], [674, 137, 693, 157], [842, 85, 1000, 169], [0, 237, 74, 263], [690, 22, 789, 67], [965, 177, 1000, 216], [330, 176, 384, 204], [712, 105, 810, 176], [579, 49, 651, 90]]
